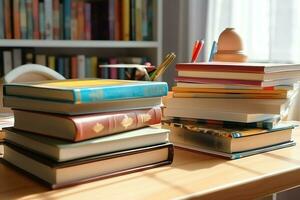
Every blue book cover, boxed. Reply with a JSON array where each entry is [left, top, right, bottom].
[[118, 68, 126, 80], [63, 0, 71, 40], [56, 57, 64, 76], [0, 0, 4, 39], [4, 79, 169, 103]]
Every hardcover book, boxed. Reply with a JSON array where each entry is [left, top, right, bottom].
[[167, 125, 294, 157], [13, 106, 162, 141], [5, 126, 170, 162], [4, 96, 162, 115], [3, 143, 174, 189], [3, 79, 168, 104]]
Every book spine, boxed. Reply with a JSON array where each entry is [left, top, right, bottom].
[[12, 48, 22, 68], [118, 68, 126, 79], [109, 58, 118, 79], [63, 57, 70, 79], [135, 0, 142, 41], [73, 106, 162, 141], [85, 56, 91, 77], [0, 0, 4, 39], [70, 1, 77, 40], [73, 82, 168, 103], [4, 0, 12, 39], [52, 0, 59, 40], [35, 54, 46, 66], [108, 0, 115, 40], [90, 56, 98, 78], [121, 0, 130, 40], [39, 2, 45, 39], [48, 56, 56, 70], [77, 55, 85, 79], [114, 0, 121, 40], [146, 0, 153, 40], [32, 0, 39, 39], [44, 0, 53, 40], [13, 0, 21, 39], [77, 0, 84, 40], [63, 0, 71, 40], [26, 0, 33, 39], [84, 2, 91, 40], [20, 0, 27, 39], [3, 50, 13, 74], [59, 3, 63, 39], [71, 56, 78, 78], [129, 0, 135, 40], [56, 57, 64, 75]]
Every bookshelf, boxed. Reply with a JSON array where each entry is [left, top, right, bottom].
[[0, 0, 163, 79]]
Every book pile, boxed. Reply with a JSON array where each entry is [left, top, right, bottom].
[[0, 113, 14, 157], [2, 79, 173, 189], [163, 62, 300, 159], [0, 0, 154, 41]]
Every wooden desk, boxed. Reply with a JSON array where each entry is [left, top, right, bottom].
[[1, 132, 300, 200]]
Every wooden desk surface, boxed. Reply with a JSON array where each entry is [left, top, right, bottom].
[[1, 132, 300, 200]]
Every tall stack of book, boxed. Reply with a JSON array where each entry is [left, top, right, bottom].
[[2, 79, 173, 188], [163, 62, 300, 159]]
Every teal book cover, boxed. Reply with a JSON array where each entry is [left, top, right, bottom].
[[63, 0, 71, 40], [4, 79, 168, 103]]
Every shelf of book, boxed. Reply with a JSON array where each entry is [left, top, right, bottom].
[[0, 40, 160, 48]]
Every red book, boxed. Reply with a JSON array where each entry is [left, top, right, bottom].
[[52, 0, 60, 39], [13, 106, 162, 141], [71, 56, 78, 78], [176, 62, 300, 73], [77, 1, 84, 40], [84, 2, 91, 40], [114, 0, 122, 40], [4, 0, 12, 39], [32, 0, 39, 39], [13, 0, 21, 39]]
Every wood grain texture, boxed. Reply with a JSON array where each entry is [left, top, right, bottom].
[[1, 130, 300, 200]]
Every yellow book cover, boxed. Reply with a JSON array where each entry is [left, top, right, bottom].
[[122, 0, 130, 40]]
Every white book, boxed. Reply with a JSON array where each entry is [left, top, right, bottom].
[[77, 55, 86, 78], [3, 51, 13, 74], [35, 54, 47, 66], [164, 107, 276, 123], [12, 49, 22, 68], [44, 0, 53, 40]]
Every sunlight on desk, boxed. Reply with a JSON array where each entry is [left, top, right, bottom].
[[1, 132, 300, 200]]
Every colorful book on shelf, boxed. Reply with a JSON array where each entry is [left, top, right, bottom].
[[13, 0, 21, 39], [39, 1, 45, 39], [32, 0, 39, 39], [3, 142, 173, 189], [0, 0, 4, 39], [63, 0, 71, 40], [122, 0, 130, 40], [5, 126, 169, 161], [26, 0, 33, 39], [167, 125, 294, 158], [3, 79, 168, 103], [4, 0, 12, 39], [176, 62, 300, 73], [44, 0, 53, 40], [13, 106, 162, 141], [52, 0, 60, 40]]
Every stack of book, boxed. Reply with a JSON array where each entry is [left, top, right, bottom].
[[0, 113, 14, 157], [163, 62, 300, 159], [2, 79, 173, 188]]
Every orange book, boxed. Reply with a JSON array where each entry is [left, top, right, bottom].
[[77, 0, 85, 40], [32, 0, 39, 39], [121, 0, 130, 40], [13, 0, 21, 39], [71, 56, 78, 78], [71, 1, 78, 40], [4, 0, 12, 39], [52, 0, 60, 39], [114, 0, 122, 40]]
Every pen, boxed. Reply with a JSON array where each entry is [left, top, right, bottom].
[[209, 41, 217, 62], [191, 40, 204, 63], [150, 52, 176, 81]]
